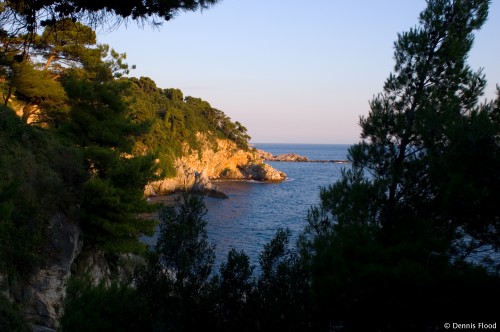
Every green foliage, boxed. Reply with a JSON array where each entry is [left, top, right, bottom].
[[36, 19, 97, 71], [143, 198, 314, 332], [185, 96, 251, 150], [123, 77, 252, 178], [0, 10, 259, 330], [61, 70, 157, 254], [350, 0, 499, 256], [133, 194, 216, 331], [60, 278, 151, 332], [0, 294, 30, 332], [10, 60, 69, 124], [212, 249, 254, 331], [248, 228, 311, 332], [156, 193, 215, 291], [67, 195, 313, 332], [20, 1, 500, 330], [2, 0, 221, 35], [0, 106, 85, 276], [1, 18, 249, 270], [427, 93, 500, 251], [2, 19, 102, 126], [353, 0, 491, 236], [301, 0, 500, 330], [2, 2, 498, 330], [81, 172, 156, 253], [0, 21, 160, 256]]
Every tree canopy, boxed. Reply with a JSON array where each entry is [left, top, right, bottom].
[[2, 0, 499, 330], [302, 0, 500, 329], [1, 0, 220, 38], [0, 17, 252, 265]]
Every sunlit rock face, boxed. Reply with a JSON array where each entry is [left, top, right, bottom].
[[145, 134, 286, 196]]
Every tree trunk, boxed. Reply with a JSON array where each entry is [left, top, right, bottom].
[[44, 53, 57, 71]]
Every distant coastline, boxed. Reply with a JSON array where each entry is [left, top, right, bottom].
[[255, 143, 350, 163]]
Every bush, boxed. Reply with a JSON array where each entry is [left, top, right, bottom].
[[60, 278, 150, 332], [0, 294, 30, 332]]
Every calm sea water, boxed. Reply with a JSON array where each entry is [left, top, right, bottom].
[[204, 143, 351, 269]]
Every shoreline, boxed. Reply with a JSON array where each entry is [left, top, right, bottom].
[[256, 149, 349, 163], [268, 159, 349, 163]]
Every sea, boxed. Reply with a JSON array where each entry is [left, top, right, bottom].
[[203, 143, 352, 270], [146, 142, 499, 273]]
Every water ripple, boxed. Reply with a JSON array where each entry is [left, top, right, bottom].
[[205, 144, 350, 269]]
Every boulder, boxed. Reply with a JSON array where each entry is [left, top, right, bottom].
[[191, 170, 228, 198], [239, 163, 287, 182]]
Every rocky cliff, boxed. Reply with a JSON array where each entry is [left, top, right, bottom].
[[1, 214, 142, 329], [1, 213, 82, 329], [145, 133, 286, 196]]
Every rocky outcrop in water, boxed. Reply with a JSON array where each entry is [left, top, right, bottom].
[[236, 163, 287, 181], [145, 134, 286, 196], [257, 149, 311, 161], [257, 149, 349, 163], [191, 170, 229, 198]]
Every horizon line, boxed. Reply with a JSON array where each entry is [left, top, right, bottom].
[[250, 142, 356, 145]]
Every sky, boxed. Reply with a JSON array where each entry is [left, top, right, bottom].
[[99, 1, 500, 144]]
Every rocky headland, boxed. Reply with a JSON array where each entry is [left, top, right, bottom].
[[145, 134, 287, 198]]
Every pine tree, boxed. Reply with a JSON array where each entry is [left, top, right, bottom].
[[60, 42, 157, 253], [304, 1, 500, 329]]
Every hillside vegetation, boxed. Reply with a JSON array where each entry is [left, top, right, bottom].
[[60, 1, 500, 331], [0, 20, 251, 275], [1, 0, 500, 330]]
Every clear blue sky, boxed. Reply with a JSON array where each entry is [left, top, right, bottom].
[[99, 0, 500, 144]]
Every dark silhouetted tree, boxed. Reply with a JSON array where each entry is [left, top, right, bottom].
[[212, 248, 254, 331], [303, 0, 500, 330], [0, 0, 220, 48], [249, 228, 311, 332], [134, 193, 216, 331]]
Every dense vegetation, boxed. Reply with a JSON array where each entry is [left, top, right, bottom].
[[0, 106, 85, 275], [1, 0, 499, 330], [301, 0, 500, 329], [0, 15, 251, 276], [125, 77, 251, 177], [61, 194, 312, 332], [61, 0, 499, 331]]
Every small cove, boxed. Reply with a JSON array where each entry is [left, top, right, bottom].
[[143, 143, 351, 269]]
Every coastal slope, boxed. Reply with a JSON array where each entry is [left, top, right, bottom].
[[146, 134, 286, 196]]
